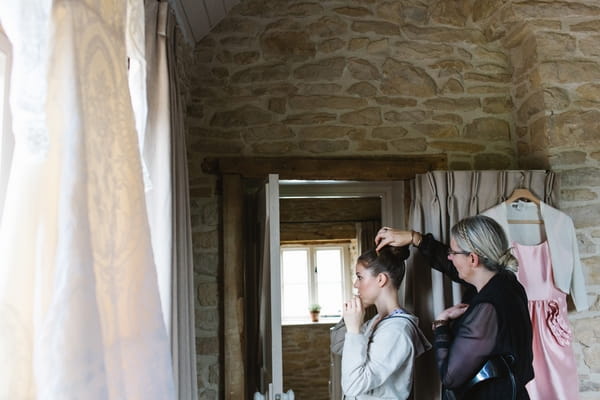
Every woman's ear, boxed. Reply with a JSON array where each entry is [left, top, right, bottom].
[[377, 272, 389, 287]]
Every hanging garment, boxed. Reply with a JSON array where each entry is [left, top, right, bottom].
[[482, 201, 588, 312], [512, 241, 579, 400]]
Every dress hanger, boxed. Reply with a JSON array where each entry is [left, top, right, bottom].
[[505, 174, 543, 224]]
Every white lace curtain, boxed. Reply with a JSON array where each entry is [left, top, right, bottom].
[[0, 0, 176, 398]]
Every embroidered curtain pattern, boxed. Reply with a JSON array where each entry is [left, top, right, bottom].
[[0, 0, 176, 398]]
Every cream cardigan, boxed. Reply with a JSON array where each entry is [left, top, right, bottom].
[[482, 201, 588, 311]]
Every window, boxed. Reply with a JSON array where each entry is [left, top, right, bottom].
[[281, 243, 353, 324]]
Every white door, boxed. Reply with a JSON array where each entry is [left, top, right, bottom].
[[254, 174, 293, 400]]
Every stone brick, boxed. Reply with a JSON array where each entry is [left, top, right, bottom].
[[570, 20, 600, 31], [193, 230, 219, 250], [429, 141, 486, 153], [375, 2, 404, 23], [392, 41, 454, 59], [472, 0, 505, 22], [403, 25, 486, 44], [299, 140, 350, 153], [423, 97, 480, 111], [231, 64, 290, 83], [194, 140, 245, 154], [334, 6, 371, 17], [340, 107, 382, 126], [430, 0, 469, 27], [232, 51, 259, 65], [381, 59, 437, 97], [564, 205, 600, 229], [298, 126, 362, 139], [560, 167, 600, 188], [464, 117, 510, 141], [293, 57, 346, 80], [467, 85, 509, 95], [544, 87, 571, 111], [389, 138, 427, 152], [299, 83, 343, 95], [348, 82, 378, 97], [433, 113, 463, 124], [351, 20, 401, 35], [289, 95, 367, 110], [536, 32, 577, 59], [583, 344, 600, 373], [348, 58, 381, 80], [441, 79, 464, 94], [464, 71, 512, 83], [268, 98, 286, 114], [581, 256, 600, 285], [196, 336, 219, 355], [482, 96, 513, 113], [283, 113, 337, 125], [308, 15, 348, 37], [318, 38, 345, 53], [354, 140, 388, 151], [474, 153, 512, 169], [210, 105, 272, 128], [368, 38, 389, 53], [348, 37, 369, 50], [549, 110, 600, 147], [252, 142, 298, 154], [414, 123, 459, 138], [429, 60, 472, 76], [513, 2, 600, 19], [285, 2, 324, 17], [198, 282, 218, 306], [372, 127, 408, 139], [260, 31, 316, 61], [549, 151, 587, 166], [243, 124, 294, 142], [516, 92, 545, 124], [539, 61, 600, 84], [195, 252, 218, 277], [576, 83, 600, 104], [383, 110, 431, 123], [375, 97, 418, 108]]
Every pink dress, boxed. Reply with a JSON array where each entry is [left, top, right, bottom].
[[512, 241, 579, 400]]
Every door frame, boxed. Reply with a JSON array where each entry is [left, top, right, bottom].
[[214, 155, 447, 399]]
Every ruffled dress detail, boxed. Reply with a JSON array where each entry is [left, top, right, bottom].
[[512, 241, 579, 400]]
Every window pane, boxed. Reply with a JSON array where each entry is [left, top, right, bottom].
[[281, 249, 309, 320], [316, 248, 343, 316]]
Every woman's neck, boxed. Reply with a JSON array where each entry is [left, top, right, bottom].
[[375, 294, 401, 317], [473, 269, 498, 292]]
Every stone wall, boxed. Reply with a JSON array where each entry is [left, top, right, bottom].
[[282, 324, 334, 400], [177, 0, 600, 398]]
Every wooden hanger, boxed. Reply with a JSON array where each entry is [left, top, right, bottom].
[[505, 187, 543, 224]]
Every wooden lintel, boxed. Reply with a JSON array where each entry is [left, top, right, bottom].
[[202, 155, 447, 180]]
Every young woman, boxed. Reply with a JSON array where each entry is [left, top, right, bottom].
[[375, 215, 534, 400], [332, 245, 431, 399]]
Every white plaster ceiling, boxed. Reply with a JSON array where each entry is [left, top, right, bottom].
[[169, 0, 240, 44]]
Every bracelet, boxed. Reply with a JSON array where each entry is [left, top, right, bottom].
[[431, 319, 449, 330]]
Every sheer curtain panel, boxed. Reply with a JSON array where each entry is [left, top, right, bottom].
[[0, 0, 176, 398]]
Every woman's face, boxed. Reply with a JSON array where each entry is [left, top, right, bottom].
[[447, 237, 473, 282], [353, 262, 379, 307]]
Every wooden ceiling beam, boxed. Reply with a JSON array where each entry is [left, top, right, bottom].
[[202, 155, 447, 180]]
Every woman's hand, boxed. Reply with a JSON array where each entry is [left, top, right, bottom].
[[343, 296, 365, 334], [436, 303, 469, 322], [374, 227, 414, 251]]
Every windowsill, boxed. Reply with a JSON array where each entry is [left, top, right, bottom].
[[282, 317, 340, 326]]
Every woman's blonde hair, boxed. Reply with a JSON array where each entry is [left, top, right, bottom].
[[451, 215, 518, 273]]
